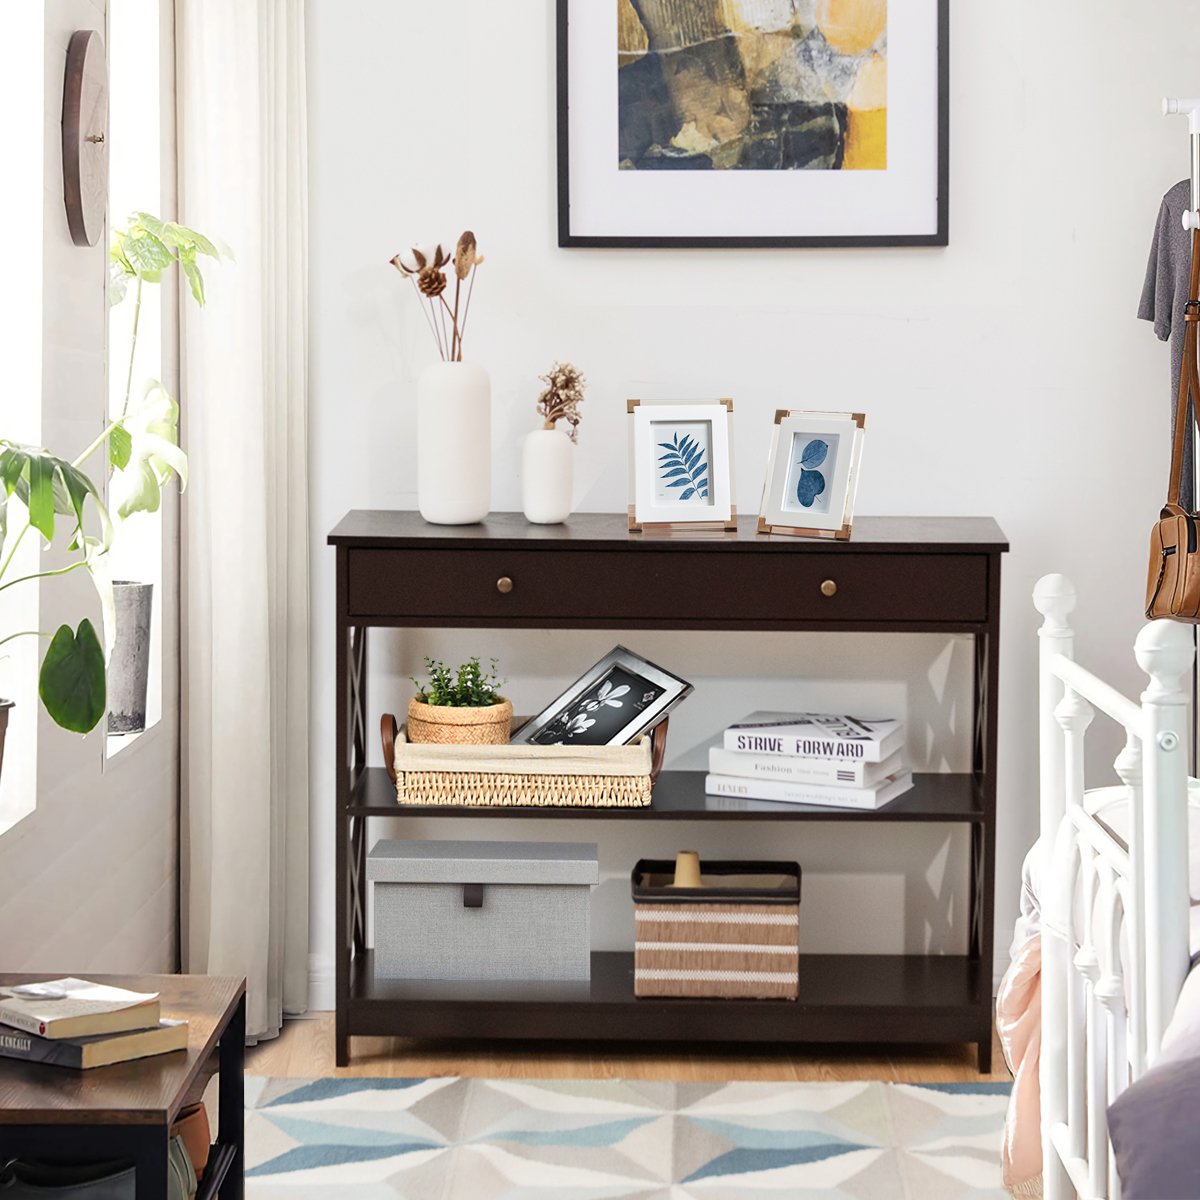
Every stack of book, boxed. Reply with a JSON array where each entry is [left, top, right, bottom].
[[705, 711, 913, 810], [0, 978, 188, 1069]]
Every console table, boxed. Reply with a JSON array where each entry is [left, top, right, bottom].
[[329, 512, 1007, 1069]]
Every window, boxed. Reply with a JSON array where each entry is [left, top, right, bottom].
[[0, 5, 45, 834], [105, 0, 167, 758]]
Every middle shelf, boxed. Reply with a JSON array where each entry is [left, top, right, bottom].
[[348, 767, 984, 823]]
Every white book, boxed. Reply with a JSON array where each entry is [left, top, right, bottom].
[[723, 711, 905, 763], [704, 768, 915, 811], [707, 746, 905, 787], [0, 979, 160, 1040]]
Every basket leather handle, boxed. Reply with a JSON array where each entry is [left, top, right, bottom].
[[381, 713, 398, 784], [649, 716, 669, 785], [1166, 226, 1200, 511]]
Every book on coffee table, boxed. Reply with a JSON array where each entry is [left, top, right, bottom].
[[0, 979, 160, 1039], [0, 1019, 188, 1069]]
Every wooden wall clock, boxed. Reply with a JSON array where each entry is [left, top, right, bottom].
[[62, 29, 108, 248]]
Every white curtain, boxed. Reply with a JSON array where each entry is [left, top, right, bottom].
[[176, 0, 309, 1041]]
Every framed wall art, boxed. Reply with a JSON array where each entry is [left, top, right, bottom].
[[628, 399, 735, 531], [510, 645, 693, 747], [556, 0, 948, 248], [758, 410, 865, 540]]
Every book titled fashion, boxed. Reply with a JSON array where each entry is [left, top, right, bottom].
[[0, 979, 160, 1040], [722, 712, 904, 763], [707, 745, 905, 788], [704, 768, 914, 810], [0, 1019, 188, 1069]]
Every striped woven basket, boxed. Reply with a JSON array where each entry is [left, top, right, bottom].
[[380, 714, 666, 808], [632, 860, 801, 1000]]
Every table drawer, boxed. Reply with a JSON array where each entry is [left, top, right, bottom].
[[347, 548, 990, 624]]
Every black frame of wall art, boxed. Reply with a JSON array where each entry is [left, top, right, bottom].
[[555, 0, 950, 249]]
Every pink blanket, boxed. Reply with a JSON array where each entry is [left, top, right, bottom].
[[996, 929, 1043, 1197]]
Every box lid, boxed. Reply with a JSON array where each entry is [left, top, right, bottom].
[[367, 839, 599, 886], [631, 859, 801, 904]]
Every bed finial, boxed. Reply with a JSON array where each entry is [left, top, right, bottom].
[[1134, 619, 1194, 701], [1033, 573, 1077, 636]]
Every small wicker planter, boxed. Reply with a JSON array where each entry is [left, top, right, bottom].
[[406, 696, 512, 745]]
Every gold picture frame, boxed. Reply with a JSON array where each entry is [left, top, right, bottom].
[[756, 410, 865, 540]]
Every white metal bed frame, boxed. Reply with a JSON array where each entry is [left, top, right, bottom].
[[1035, 574, 1194, 1200]]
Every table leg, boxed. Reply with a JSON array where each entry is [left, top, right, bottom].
[[131, 1129, 170, 1200], [218, 992, 246, 1199]]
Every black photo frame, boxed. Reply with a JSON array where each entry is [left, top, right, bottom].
[[556, 0, 949, 249]]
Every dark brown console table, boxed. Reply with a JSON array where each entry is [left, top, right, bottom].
[[329, 512, 1007, 1070]]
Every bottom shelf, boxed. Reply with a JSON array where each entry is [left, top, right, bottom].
[[347, 950, 985, 1047]]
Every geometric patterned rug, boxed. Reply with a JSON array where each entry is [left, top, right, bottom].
[[245, 1076, 1011, 1198]]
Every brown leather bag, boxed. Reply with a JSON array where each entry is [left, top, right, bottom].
[[1146, 226, 1200, 620]]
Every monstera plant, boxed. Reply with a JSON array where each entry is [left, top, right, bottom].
[[0, 213, 219, 748]]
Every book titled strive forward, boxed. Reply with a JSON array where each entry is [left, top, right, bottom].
[[722, 712, 904, 763]]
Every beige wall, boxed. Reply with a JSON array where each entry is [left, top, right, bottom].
[[0, 0, 178, 974]]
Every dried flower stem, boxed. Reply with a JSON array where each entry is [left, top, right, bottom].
[[457, 265, 478, 353], [410, 276, 444, 359]]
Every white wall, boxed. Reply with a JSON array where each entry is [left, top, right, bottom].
[[0, 0, 178, 973], [306, 0, 1195, 1000]]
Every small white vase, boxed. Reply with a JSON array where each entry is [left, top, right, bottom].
[[417, 361, 491, 525], [521, 428, 574, 524]]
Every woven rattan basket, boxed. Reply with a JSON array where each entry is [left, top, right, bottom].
[[380, 714, 667, 808], [632, 859, 801, 1000]]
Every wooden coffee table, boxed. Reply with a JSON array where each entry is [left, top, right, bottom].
[[0, 974, 245, 1200]]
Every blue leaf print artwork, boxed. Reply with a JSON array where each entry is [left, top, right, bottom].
[[796, 438, 828, 509], [658, 432, 709, 502]]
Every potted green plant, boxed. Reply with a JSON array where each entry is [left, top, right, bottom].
[[106, 213, 220, 732], [0, 213, 218, 778], [407, 656, 511, 745], [0, 442, 113, 777]]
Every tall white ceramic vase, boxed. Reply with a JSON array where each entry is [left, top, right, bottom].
[[417, 361, 491, 525], [521, 428, 574, 525]]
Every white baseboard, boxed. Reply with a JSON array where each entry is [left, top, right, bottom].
[[308, 953, 335, 1012]]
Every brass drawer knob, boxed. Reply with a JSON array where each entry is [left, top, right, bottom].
[[496, 576, 514, 595], [820, 579, 837, 597]]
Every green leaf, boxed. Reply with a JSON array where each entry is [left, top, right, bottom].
[[0, 440, 111, 554], [108, 259, 129, 306], [108, 423, 132, 470], [26, 452, 54, 540], [0, 446, 27, 497], [123, 228, 173, 277], [180, 252, 206, 306], [38, 619, 106, 733]]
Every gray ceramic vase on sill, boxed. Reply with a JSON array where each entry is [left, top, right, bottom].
[[108, 581, 153, 734]]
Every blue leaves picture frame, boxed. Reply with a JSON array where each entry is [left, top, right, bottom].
[[629, 399, 735, 531], [757, 410, 865, 540]]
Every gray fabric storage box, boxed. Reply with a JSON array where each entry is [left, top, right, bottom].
[[367, 839, 598, 982]]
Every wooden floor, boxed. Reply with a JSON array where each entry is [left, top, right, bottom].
[[246, 1012, 1010, 1084]]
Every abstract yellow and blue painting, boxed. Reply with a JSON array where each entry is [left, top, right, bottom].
[[618, 0, 887, 172]]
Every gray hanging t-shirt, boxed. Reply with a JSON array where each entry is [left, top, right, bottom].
[[1139, 177, 1194, 510]]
